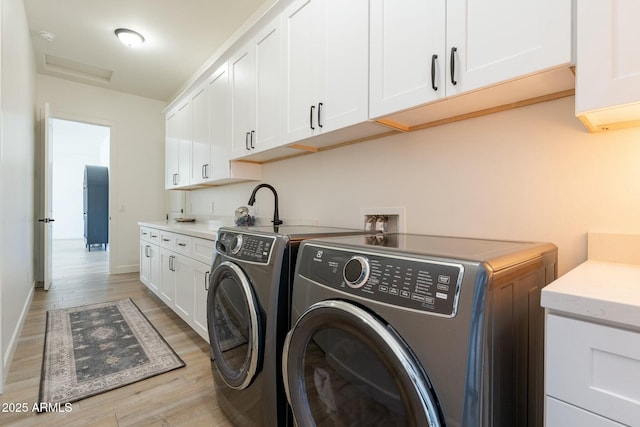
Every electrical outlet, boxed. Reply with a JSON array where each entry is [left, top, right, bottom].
[[361, 207, 406, 233]]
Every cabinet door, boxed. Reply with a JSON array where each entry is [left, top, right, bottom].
[[190, 83, 210, 185], [149, 244, 160, 295], [253, 16, 283, 152], [283, 0, 323, 142], [165, 111, 180, 189], [369, 0, 446, 119], [320, 0, 369, 133], [166, 102, 191, 188], [174, 255, 195, 323], [160, 248, 176, 305], [140, 242, 151, 285], [576, 0, 640, 125], [193, 261, 210, 342], [208, 63, 231, 181], [446, 0, 572, 96], [230, 44, 255, 157], [177, 102, 192, 187]]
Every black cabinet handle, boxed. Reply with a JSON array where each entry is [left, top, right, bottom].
[[317, 103, 323, 128], [205, 271, 210, 291], [450, 47, 457, 86], [310, 105, 315, 130], [245, 132, 250, 150], [431, 54, 438, 91], [178, 242, 187, 247], [250, 130, 255, 149]]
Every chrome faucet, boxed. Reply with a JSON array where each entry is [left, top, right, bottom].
[[248, 183, 283, 226]]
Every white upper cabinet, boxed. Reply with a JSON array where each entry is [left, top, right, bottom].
[[369, 0, 446, 119], [167, 62, 261, 189], [576, 0, 640, 132], [370, 0, 573, 122], [190, 82, 210, 186], [165, 101, 191, 189], [446, 0, 572, 96], [208, 64, 232, 181], [283, 0, 369, 143], [230, 16, 283, 159]]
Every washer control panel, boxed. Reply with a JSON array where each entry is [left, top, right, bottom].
[[217, 231, 275, 264], [299, 244, 464, 317]]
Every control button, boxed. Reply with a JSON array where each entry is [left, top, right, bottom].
[[400, 290, 410, 298], [411, 293, 426, 302], [425, 297, 435, 305], [438, 275, 450, 285], [388, 288, 399, 296], [436, 292, 448, 300], [437, 284, 449, 292], [379, 286, 388, 293], [344, 256, 370, 289], [230, 234, 243, 254]]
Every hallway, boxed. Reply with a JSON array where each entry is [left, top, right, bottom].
[[0, 243, 231, 426]]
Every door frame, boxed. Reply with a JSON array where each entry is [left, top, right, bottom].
[[37, 106, 116, 285]]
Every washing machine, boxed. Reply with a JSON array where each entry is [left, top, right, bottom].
[[283, 233, 557, 427], [207, 225, 370, 427]]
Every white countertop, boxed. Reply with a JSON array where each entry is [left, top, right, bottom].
[[138, 219, 234, 240], [541, 260, 640, 329]]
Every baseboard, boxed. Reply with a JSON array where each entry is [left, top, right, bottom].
[[2, 283, 35, 392], [112, 264, 139, 275]]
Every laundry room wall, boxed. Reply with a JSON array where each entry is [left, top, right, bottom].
[[186, 96, 640, 276], [37, 75, 167, 274], [0, 0, 37, 391]]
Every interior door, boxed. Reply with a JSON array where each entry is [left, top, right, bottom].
[[42, 102, 54, 291]]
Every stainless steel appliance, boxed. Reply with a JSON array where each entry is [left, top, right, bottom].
[[283, 233, 557, 427], [207, 225, 370, 427]]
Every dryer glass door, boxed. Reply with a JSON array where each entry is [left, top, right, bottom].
[[208, 261, 263, 390], [283, 300, 442, 427]]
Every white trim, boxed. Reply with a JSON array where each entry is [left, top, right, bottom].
[[2, 286, 34, 387]]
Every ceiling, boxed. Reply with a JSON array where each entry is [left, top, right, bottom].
[[23, 0, 270, 102]]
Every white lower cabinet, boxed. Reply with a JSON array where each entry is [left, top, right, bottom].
[[140, 227, 160, 295], [546, 396, 624, 427], [159, 248, 177, 305], [545, 313, 640, 426], [140, 226, 213, 343], [192, 261, 210, 340]]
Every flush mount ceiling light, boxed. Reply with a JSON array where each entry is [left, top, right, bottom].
[[114, 28, 145, 47]]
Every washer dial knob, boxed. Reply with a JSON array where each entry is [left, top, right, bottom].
[[230, 234, 243, 254], [343, 256, 370, 288]]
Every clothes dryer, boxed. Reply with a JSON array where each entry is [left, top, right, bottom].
[[283, 233, 557, 427], [207, 225, 369, 427]]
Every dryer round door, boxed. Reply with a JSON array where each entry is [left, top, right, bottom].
[[283, 300, 442, 427], [207, 260, 263, 390]]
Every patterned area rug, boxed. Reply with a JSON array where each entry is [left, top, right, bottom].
[[39, 298, 185, 407]]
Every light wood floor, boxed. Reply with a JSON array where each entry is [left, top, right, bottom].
[[0, 240, 233, 426]]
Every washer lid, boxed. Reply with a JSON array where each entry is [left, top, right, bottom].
[[283, 300, 443, 427]]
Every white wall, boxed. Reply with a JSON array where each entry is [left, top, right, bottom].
[[37, 75, 167, 274], [0, 0, 37, 391], [187, 96, 640, 276], [52, 119, 109, 239]]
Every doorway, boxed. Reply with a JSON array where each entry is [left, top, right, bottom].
[[50, 118, 110, 282]]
